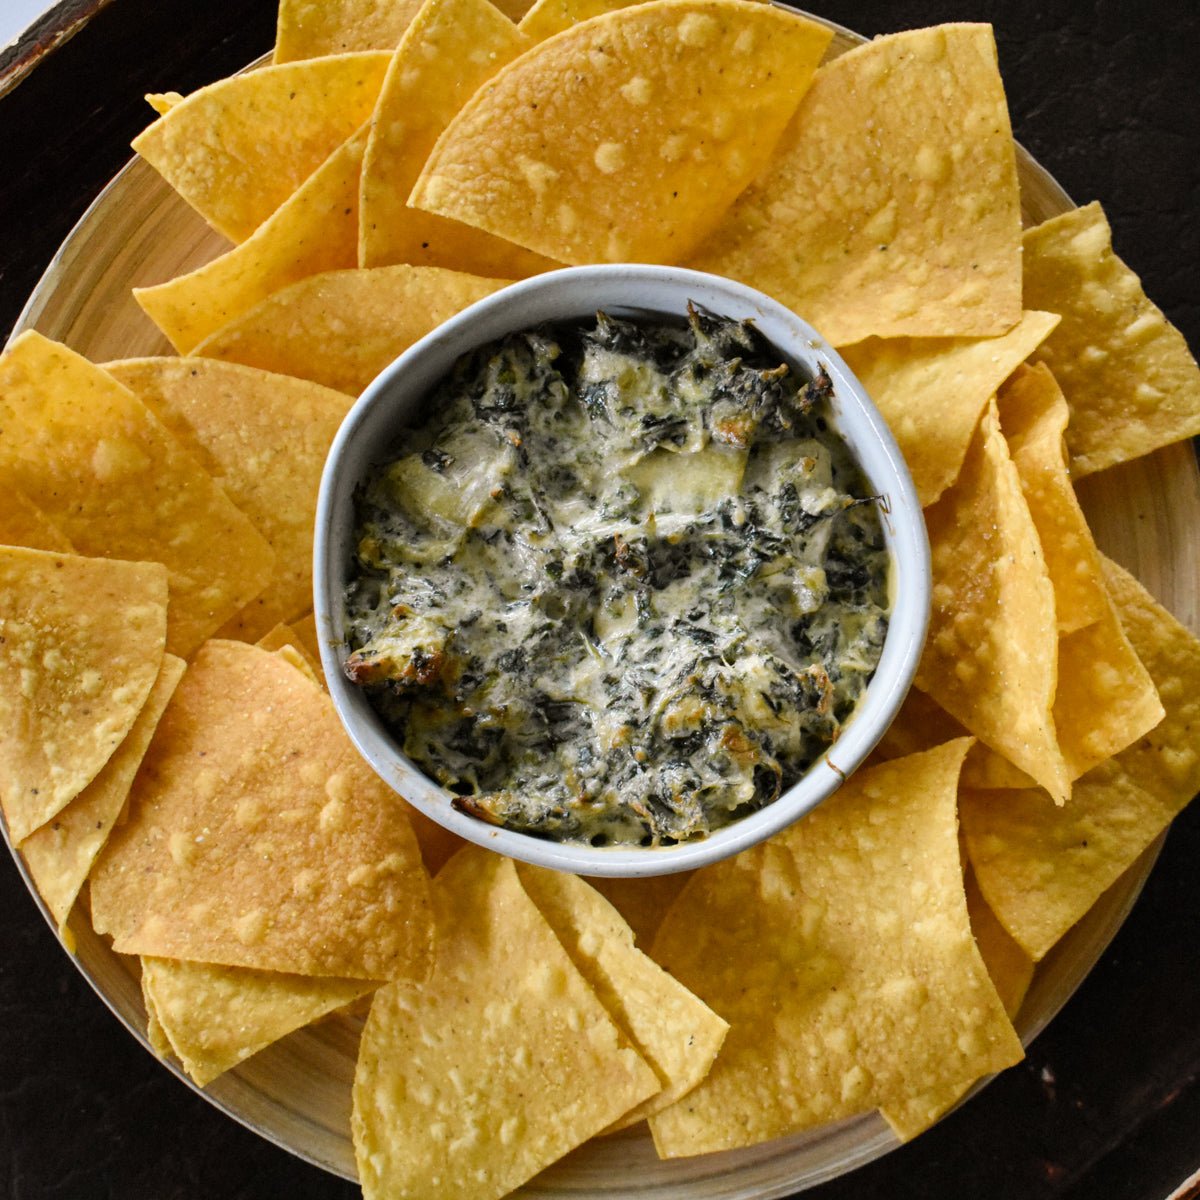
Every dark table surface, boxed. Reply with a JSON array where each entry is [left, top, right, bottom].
[[2, 1, 1199, 1198]]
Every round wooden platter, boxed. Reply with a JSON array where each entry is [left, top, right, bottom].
[[8, 16, 1199, 1200]]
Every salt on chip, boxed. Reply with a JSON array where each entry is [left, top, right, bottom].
[[21, 654, 185, 930], [410, 0, 833, 265], [997, 363, 1107, 632], [691, 23, 1022, 346], [964, 557, 1200, 960], [134, 126, 369, 354], [192, 265, 509, 395], [0, 332, 275, 657], [133, 52, 391, 242], [1023, 202, 1200, 477], [842, 311, 1059, 506], [516, 863, 727, 1130], [103, 357, 352, 639], [359, 0, 558, 279], [648, 741, 1022, 1156], [881, 869, 1032, 1140], [90, 640, 434, 981], [141, 956, 375, 1086], [0, 547, 168, 843], [352, 848, 659, 1200], [0, 485, 73, 552], [274, 0, 425, 61], [916, 400, 1069, 802]]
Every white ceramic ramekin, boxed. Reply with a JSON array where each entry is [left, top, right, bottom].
[[314, 264, 930, 877]]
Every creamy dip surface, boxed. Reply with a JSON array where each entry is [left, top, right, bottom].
[[343, 308, 890, 846]]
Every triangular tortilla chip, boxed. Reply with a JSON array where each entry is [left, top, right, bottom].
[[352, 849, 659, 1200], [916, 400, 1069, 801], [134, 126, 369, 354], [90, 640, 434, 980], [21, 654, 185, 928], [141, 956, 375, 1086], [997, 363, 1107, 632], [842, 311, 1059, 505], [192, 265, 509, 394], [256, 622, 323, 681], [963, 557, 1200, 960], [0, 485, 73, 552], [1023, 202, 1200, 477], [103, 357, 352, 639], [649, 741, 1022, 1156], [516, 864, 727, 1130], [518, 0, 662, 41], [410, 0, 832, 264], [274, 0, 425, 61], [133, 52, 391, 241], [359, 0, 556, 278], [0, 332, 275, 657], [691, 24, 1022, 345], [584, 871, 692, 948], [0, 548, 168, 842]]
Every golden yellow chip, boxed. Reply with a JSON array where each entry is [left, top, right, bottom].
[[0, 485, 73, 552], [997, 363, 1107, 632], [141, 956, 375, 1086], [518, 0, 660, 41], [410, 0, 832, 264], [133, 52, 391, 242], [692, 24, 1022, 346], [21, 654, 184, 929], [1023, 202, 1200, 477], [648, 741, 1022, 1156], [964, 557, 1200, 960], [353, 848, 659, 1200], [274, 0, 425, 61], [256, 623, 323, 681], [360, 0, 557, 278], [103, 357, 352, 639], [192, 264, 509, 394], [917, 400, 1069, 802], [90, 640, 434, 980], [0, 332, 275, 657], [516, 864, 727, 1130], [135, 126, 369, 354], [0, 547, 168, 843], [842, 311, 1059, 505]]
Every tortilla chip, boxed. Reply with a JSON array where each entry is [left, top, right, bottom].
[[584, 871, 692, 947], [997, 363, 1107, 632], [963, 558, 1200, 960], [275, 0, 425, 61], [133, 53, 391, 242], [291, 611, 323, 666], [842, 311, 1059, 505], [649, 741, 1022, 1156], [0, 332, 275, 657], [518, 0, 675, 41], [90, 640, 434, 980], [256, 623, 323, 681], [141, 956, 375, 1086], [1023, 202, 1200, 477], [192, 265, 509, 394], [135, 126, 369, 354], [142, 973, 173, 1058], [21, 654, 185, 929], [0, 485, 73, 552], [410, 0, 832, 264], [103, 357, 352, 639], [916, 400, 1069, 802], [516, 864, 727, 1130], [691, 24, 1022, 345], [359, 0, 557, 278], [352, 848, 659, 1200], [879, 868, 1033, 1140], [0, 548, 168, 842]]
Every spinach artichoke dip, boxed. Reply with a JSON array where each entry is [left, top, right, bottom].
[[342, 307, 890, 847]]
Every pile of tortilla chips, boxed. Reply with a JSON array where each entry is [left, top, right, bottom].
[[2, 0, 1199, 1196]]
